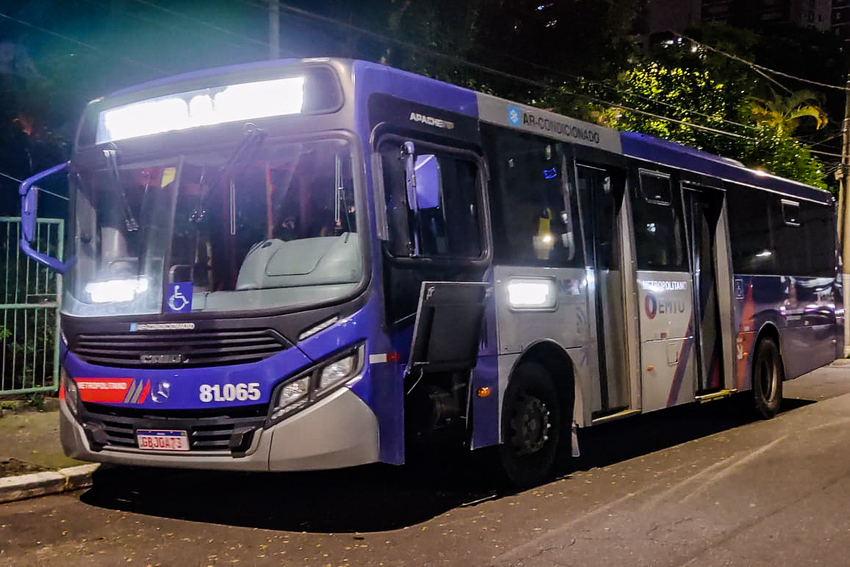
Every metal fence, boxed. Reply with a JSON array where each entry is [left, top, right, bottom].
[[0, 217, 63, 395]]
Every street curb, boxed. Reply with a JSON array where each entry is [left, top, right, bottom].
[[0, 464, 99, 504]]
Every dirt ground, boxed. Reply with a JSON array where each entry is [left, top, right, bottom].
[[0, 404, 82, 477]]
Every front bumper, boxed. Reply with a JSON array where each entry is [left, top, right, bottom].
[[60, 386, 380, 471]]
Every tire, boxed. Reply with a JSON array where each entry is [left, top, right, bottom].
[[499, 362, 561, 488], [752, 338, 783, 419]]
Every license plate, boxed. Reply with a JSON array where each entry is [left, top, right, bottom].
[[136, 429, 190, 452]]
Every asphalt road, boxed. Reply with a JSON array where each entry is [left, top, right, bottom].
[[2, 362, 850, 566]]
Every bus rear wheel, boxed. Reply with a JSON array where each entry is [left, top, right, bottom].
[[499, 362, 561, 488], [753, 337, 783, 419]]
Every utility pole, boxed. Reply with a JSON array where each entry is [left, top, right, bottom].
[[269, 0, 280, 60], [842, 74, 850, 356]]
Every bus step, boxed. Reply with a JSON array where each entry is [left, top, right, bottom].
[[591, 409, 642, 425], [695, 389, 737, 403]]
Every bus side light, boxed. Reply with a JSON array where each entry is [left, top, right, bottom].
[[477, 387, 491, 398]]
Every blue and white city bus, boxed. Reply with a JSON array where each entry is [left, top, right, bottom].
[[20, 58, 840, 487]]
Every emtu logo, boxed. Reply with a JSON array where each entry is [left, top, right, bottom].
[[645, 293, 658, 320]]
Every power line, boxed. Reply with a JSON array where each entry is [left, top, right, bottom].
[[469, 33, 834, 147], [239, 0, 757, 144], [673, 31, 848, 92], [0, 172, 22, 184], [0, 171, 69, 201], [129, 0, 300, 56], [78, 0, 267, 58], [809, 149, 844, 158], [0, 10, 170, 76], [465, 43, 759, 133]]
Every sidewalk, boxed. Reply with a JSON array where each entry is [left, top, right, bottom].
[[0, 400, 97, 503]]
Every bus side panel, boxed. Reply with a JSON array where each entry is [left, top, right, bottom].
[[471, 269, 500, 450], [493, 265, 592, 426], [732, 276, 757, 392], [636, 271, 696, 412], [732, 274, 837, 390], [781, 276, 838, 379]]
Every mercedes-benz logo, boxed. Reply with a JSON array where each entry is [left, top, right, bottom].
[[151, 381, 171, 404]]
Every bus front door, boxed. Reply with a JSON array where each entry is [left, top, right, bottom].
[[577, 165, 632, 418], [683, 186, 730, 394]]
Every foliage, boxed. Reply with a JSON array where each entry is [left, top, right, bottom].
[[586, 62, 742, 155], [577, 61, 828, 189], [740, 124, 826, 188], [746, 90, 828, 135], [1, 2, 836, 193], [26, 392, 45, 410]]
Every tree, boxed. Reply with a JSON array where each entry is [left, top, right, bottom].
[[746, 90, 828, 136], [577, 61, 828, 189]]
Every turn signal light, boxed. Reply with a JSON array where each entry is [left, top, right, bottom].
[[477, 387, 491, 398]]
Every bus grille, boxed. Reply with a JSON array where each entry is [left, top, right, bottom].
[[71, 329, 289, 368], [80, 404, 267, 453]]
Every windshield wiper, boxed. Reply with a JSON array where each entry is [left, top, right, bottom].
[[192, 123, 267, 224], [104, 147, 139, 232]]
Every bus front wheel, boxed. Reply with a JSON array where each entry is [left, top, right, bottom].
[[499, 362, 561, 488], [753, 337, 783, 419]]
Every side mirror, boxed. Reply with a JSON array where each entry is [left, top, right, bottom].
[[413, 155, 441, 210], [401, 143, 445, 258], [19, 162, 70, 272]]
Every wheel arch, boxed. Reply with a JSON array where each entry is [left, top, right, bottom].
[[508, 340, 578, 431], [753, 321, 786, 381]]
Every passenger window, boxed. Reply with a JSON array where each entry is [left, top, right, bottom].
[[632, 171, 686, 272], [484, 128, 583, 267], [781, 200, 800, 226], [379, 140, 482, 259], [803, 201, 836, 277], [640, 171, 673, 204], [727, 184, 778, 275]]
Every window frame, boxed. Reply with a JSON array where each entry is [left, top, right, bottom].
[[375, 133, 492, 268], [638, 169, 674, 206], [64, 130, 374, 319], [631, 167, 688, 273], [483, 125, 585, 269], [781, 199, 801, 227]]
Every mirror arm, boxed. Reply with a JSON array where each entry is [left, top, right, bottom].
[[19, 161, 70, 273], [402, 141, 422, 257]]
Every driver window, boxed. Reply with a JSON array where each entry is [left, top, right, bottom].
[[379, 139, 482, 260]]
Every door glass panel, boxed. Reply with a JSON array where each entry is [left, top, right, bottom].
[[578, 165, 629, 414], [632, 171, 687, 272], [687, 190, 724, 392]]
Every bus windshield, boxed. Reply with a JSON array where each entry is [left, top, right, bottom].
[[63, 138, 362, 317]]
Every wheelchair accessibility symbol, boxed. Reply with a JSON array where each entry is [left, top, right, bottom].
[[166, 283, 193, 314]]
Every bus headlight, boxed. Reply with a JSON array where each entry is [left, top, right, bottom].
[[273, 376, 310, 418], [268, 345, 364, 424], [64, 377, 80, 417], [318, 352, 357, 390]]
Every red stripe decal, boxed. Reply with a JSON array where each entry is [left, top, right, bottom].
[[77, 378, 134, 403], [138, 380, 151, 403]]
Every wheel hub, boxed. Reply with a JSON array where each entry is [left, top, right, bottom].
[[509, 394, 551, 457]]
